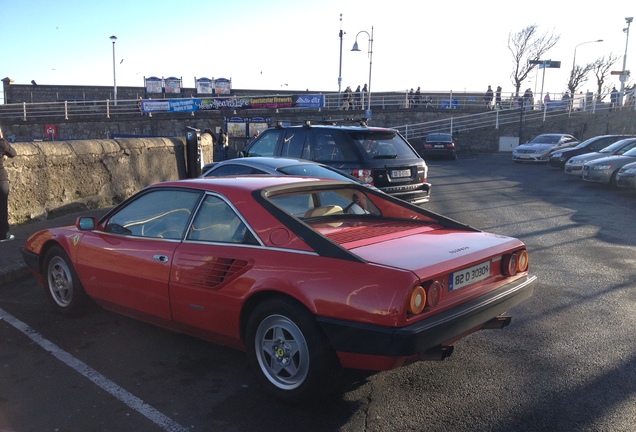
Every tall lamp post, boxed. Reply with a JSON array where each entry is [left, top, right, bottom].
[[110, 35, 118, 105], [351, 26, 374, 111], [571, 39, 603, 76], [619, 17, 633, 108], [338, 14, 344, 94]]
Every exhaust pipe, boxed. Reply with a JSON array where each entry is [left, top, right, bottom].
[[481, 316, 512, 330], [420, 345, 454, 361]]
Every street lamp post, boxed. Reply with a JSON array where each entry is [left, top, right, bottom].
[[351, 26, 374, 112], [619, 17, 633, 108], [110, 35, 118, 105], [338, 14, 344, 94], [571, 39, 603, 76]]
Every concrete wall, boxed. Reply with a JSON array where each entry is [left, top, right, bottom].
[[6, 134, 212, 225]]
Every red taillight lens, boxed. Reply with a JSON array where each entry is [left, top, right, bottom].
[[350, 169, 374, 185], [502, 253, 519, 276], [408, 285, 427, 315], [426, 281, 441, 308]]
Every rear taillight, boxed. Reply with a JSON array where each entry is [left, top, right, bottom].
[[350, 168, 374, 185], [502, 253, 519, 276], [502, 249, 529, 276], [408, 280, 442, 316], [516, 250, 529, 272], [408, 285, 427, 315]]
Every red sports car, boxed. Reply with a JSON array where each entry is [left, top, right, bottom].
[[21, 176, 536, 403]]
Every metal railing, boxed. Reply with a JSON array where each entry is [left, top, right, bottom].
[[0, 89, 629, 124]]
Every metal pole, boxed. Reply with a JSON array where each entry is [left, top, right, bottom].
[[338, 14, 343, 94], [619, 18, 632, 108], [367, 26, 373, 111], [110, 35, 118, 106]]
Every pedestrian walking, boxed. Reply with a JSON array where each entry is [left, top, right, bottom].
[[484, 85, 494, 109], [610, 87, 619, 111], [0, 127, 17, 242], [218, 129, 229, 161], [341, 86, 353, 110], [495, 86, 502, 109]]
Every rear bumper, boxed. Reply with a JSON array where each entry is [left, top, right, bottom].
[[383, 182, 432, 204], [317, 274, 536, 362]]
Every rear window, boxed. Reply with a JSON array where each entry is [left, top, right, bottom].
[[348, 131, 418, 160], [426, 133, 453, 143]]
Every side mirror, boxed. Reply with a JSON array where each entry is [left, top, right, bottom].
[[238, 150, 246, 158], [76, 216, 97, 230]]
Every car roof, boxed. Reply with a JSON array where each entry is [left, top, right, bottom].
[[271, 123, 396, 133], [212, 156, 325, 170], [154, 175, 348, 194]]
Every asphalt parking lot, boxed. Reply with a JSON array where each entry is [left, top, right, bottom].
[[1, 153, 635, 432]]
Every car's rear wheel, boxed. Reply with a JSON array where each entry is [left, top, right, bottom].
[[44, 245, 88, 315], [245, 297, 342, 403]]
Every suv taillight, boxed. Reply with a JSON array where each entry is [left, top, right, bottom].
[[350, 169, 374, 185]]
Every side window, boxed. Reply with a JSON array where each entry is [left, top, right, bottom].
[[281, 130, 309, 158], [187, 195, 258, 244], [311, 131, 348, 162], [105, 189, 201, 239], [246, 131, 281, 157]]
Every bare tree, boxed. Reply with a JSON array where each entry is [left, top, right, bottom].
[[590, 54, 621, 101], [508, 25, 560, 97], [567, 64, 594, 97]]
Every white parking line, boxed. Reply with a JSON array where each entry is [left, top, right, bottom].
[[0, 308, 189, 432]]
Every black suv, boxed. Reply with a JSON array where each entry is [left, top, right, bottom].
[[240, 122, 431, 204]]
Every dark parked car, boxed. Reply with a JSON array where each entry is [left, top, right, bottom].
[[240, 122, 432, 204], [547, 135, 633, 169], [201, 156, 372, 188], [419, 133, 457, 160]]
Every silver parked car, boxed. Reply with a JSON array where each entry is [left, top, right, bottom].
[[615, 161, 636, 190], [564, 138, 636, 176], [582, 147, 636, 186], [512, 134, 579, 163]]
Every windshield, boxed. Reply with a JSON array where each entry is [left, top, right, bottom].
[[622, 147, 636, 157], [529, 135, 563, 144], [600, 139, 636, 154], [349, 131, 418, 159]]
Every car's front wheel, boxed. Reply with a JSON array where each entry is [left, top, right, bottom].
[[245, 297, 342, 403], [44, 245, 88, 315]]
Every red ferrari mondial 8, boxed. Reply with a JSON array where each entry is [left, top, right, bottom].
[[21, 176, 536, 403]]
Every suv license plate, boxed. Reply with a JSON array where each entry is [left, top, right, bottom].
[[391, 169, 411, 178], [449, 261, 491, 292]]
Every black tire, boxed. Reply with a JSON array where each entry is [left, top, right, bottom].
[[609, 170, 619, 187], [245, 297, 342, 404], [43, 245, 88, 316]]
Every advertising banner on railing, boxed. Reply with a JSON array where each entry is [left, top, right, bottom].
[[140, 99, 199, 113], [138, 95, 325, 113]]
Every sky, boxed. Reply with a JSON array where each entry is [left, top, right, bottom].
[[1, 0, 635, 99]]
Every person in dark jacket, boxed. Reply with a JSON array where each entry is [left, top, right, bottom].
[[0, 127, 17, 242]]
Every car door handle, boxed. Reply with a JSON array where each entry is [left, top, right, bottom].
[[153, 255, 169, 263]]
